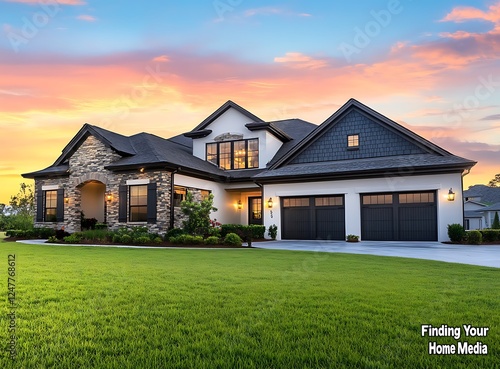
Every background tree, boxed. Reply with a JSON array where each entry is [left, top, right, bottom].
[[9, 182, 35, 216], [492, 212, 500, 230], [488, 174, 500, 187]]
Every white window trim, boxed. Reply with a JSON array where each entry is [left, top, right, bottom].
[[42, 185, 59, 191], [126, 179, 150, 185]]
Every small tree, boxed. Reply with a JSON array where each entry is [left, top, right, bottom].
[[9, 183, 35, 217], [492, 212, 500, 230], [488, 174, 500, 187], [180, 191, 217, 236]]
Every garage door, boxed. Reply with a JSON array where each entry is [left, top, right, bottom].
[[281, 196, 345, 240], [361, 192, 437, 241]]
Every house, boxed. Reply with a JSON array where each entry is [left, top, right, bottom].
[[22, 99, 476, 242], [463, 185, 500, 229]]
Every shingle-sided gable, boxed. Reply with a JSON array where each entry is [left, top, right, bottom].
[[290, 109, 427, 164]]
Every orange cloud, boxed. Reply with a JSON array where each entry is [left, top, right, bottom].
[[274, 52, 328, 69], [440, 2, 500, 25], [152, 55, 170, 63]]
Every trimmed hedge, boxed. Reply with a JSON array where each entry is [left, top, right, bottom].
[[224, 233, 242, 246], [447, 224, 465, 243], [481, 229, 500, 242], [6, 227, 56, 239], [467, 230, 482, 245], [220, 224, 265, 240]]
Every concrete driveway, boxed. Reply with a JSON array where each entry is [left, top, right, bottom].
[[255, 240, 500, 268]]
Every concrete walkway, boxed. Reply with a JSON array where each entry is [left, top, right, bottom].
[[255, 240, 500, 268], [16, 239, 500, 268]]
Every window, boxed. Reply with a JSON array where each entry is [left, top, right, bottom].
[[315, 196, 343, 206], [201, 190, 211, 201], [399, 192, 435, 204], [129, 185, 147, 222], [173, 186, 187, 207], [362, 194, 393, 205], [283, 198, 310, 207], [205, 139, 259, 170], [44, 190, 57, 222], [347, 134, 359, 148]]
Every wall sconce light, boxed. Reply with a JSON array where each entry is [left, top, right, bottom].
[[140, 167, 145, 173], [64, 197, 69, 204], [237, 200, 242, 210], [447, 188, 455, 202], [106, 193, 113, 202], [267, 197, 273, 208]]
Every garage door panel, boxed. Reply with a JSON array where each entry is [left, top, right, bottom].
[[282, 208, 312, 240], [315, 208, 345, 240], [282, 196, 345, 240], [399, 205, 437, 241], [361, 207, 394, 241]]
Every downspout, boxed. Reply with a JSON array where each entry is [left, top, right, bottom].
[[169, 168, 180, 229]]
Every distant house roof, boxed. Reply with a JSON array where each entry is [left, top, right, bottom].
[[478, 202, 500, 212], [465, 211, 483, 219], [464, 185, 500, 204]]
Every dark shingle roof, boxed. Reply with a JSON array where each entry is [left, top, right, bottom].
[[464, 185, 500, 204], [254, 154, 476, 181], [465, 211, 483, 218], [22, 164, 69, 178], [479, 202, 500, 212]]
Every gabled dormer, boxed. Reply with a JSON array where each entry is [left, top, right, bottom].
[[184, 100, 291, 170]]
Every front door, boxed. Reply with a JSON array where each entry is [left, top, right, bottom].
[[248, 197, 262, 225]]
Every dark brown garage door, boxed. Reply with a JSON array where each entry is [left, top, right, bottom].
[[281, 196, 345, 240], [361, 192, 437, 241]]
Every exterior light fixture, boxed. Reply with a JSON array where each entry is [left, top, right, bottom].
[[447, 188, 455, 202], [237, 200, 242, 210], [140, 167, 145, 173], [64, 197, 69, 204], [267, 197, 273, 208], [106, 193, 113, 202]]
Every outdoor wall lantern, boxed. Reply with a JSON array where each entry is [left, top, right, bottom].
[[140, 167, 145, 173], [106, 193, 113, 202], [64, 197, 69, 204], [237, 200, 242, 210], [267, 197, 273, 208], [447, 188, 456, 202]]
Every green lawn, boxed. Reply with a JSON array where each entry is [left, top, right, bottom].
[[1, 233, 499, 368]]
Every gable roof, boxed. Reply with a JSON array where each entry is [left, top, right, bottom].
[[189, 100, 265, 132], [270, 98, 453, 169], [478, 202, 500, 212], [53, 123, 136, 167]]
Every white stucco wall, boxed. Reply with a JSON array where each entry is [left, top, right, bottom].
[[262, 173, 464, 242], [191, 107, 283, 169], [174, 174, 240, 225]]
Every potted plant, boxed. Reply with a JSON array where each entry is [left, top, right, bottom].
[[346, 234, 359, 242]]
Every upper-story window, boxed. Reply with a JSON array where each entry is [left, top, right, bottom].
[[347, 134, 359, 149], [206, 139, 259, 170]]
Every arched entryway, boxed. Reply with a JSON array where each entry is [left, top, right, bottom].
[[80, 181, 106, 223]]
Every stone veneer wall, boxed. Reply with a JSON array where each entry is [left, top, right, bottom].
[[173, 187, 205, 229], [34, 135, 172, 234]]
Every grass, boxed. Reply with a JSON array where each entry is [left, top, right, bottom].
[[1, 232, 499, 368]]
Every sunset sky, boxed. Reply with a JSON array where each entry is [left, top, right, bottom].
[[1, 0, 499, 203]]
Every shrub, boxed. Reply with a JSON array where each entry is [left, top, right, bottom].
[[81, 217, 98, 230], [153, 237, 163, 245], [481, 229, 500, 242], [64, 233, 83, 244], [268, 224, 278, 240], [224, 233, 242, 246], [221, 224, 266, 240], [120, 234, 132, 244], [33, 227, 56, 239], [204, 236, 220, 245], [165, 228, 185, 241], [346, 234, 359, 242], [467, 230, 482, 245], [134, 236, 151, 244], [492, 212, 500, 230], [447, 223, 465, 243], [80, 229, 112, 242], [95, 223, 108, 230], [47, 236, 58, 243], [112, 234, 122, 243]]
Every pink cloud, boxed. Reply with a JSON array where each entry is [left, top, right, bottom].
[[244, 7, 312, 18], [76, 15, 97, 22], [152, 55, 170, 63], [274, 52, 328, 69], [440, 2, 500, 25]]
